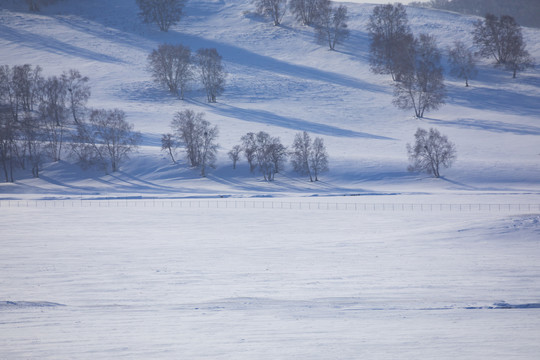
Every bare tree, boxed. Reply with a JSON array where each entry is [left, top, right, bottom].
[[161, 133, 177, 164], [250, 131, 287, 181], [0, 106, 16, 182], [170, 109, 219, 176], [393, 34, 446, 118], [90, 109, 141, 173], [310, 136, 328, 181], [289, 0, 329, 26], [39, 75, 68, 161], [136, 0, 185, 32], [256, 0, 287, 26], [19, 113, 45, 178], [148, 44, 193, 99], [315, 3, 350, 51], [12, 64, 43, 112], [367, 3, 414, 81], [504, 39, 534, 78], [62, 69, 90, 124], [407, 127, 456, 178], [447, 41, 477, 87], [241, 132, 257, 173], [291, 131, 313, 181], [228, 145, 242, 169], [473, 13, 534, 77], [196, 48, 226, 103]]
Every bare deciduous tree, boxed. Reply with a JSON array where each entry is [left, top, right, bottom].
[[228, 144, 242, 169], [136, 0, 185, 32], [170, 109, 219, 176], [62, 69, 90, 124], [241, 132, 257, 173], [254, 131, 286, 181], [39, 75, 68, 161], [291, 131, 313, 181], [310, 136, 328, 181], [196, 48, 226, 103], [91, 109, 141, 173], [315, 3, 350, 51], [407, 127, 456, 178], [393, 34, 446, 118], [148, 44, 193, 99], [161, 133, 177, 164], [255, 0, 287, 26], [447, 41, 477, 87], [367, 3, 414, 81], [289, 0, 329, 26]]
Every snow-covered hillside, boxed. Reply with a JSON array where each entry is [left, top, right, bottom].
[[0, 0, 539, 199], [1, 2, 540, 358]]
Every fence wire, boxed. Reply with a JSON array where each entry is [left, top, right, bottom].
[[0, 199, 539, 213]]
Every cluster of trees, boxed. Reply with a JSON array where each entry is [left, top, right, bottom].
[[232, 130, 328, 182], [367, 3, 446, 118], [416, 0, 540, 29], [254, 0, 350, 51], [0, 64, 140, 182], [367, 3, 534, 118], [161, 109, 329, 182], [473, 14, 534, 78], [162, 109, 219, 177], [148, 44, 226, 102]]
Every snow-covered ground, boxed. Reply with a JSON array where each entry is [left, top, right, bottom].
[[1, 202, 540, 359], [1, 0, 539, 358]]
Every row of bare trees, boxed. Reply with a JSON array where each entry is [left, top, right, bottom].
[[148, 44, 226, 102], [161, 109, 330, 182], [231, 130, 328, 182], [0, 64, 140, 182], [255, 0, 349, 51]]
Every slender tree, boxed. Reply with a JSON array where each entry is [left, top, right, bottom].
[[447, 41, 477, 87], [393, 34, 446, 118], [289, 0, 330, 26], [228, 145, 242, 169], [310, 136, 328, 181], [62, 69, 90, 124], [315, 3, 350, 51], [256, 0, 287, 26], [291, 131, 313, 181], [367, 3, 414, 81]]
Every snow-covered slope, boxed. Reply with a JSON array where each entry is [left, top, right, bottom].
[[0, 0, 539, 199]]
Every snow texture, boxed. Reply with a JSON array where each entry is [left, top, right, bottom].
[[0, 0, 539, 358]]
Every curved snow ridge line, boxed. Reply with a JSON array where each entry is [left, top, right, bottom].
[[0, 301, 66, 308], [465, 302, 540, 310], [177, 298, 540, 312]]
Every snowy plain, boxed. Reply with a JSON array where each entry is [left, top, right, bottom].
[[1, 0, 540, 358]]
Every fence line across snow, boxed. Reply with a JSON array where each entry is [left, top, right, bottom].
[[0, 199, 539, 213]]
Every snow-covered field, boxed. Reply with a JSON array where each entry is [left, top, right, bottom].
[[1, 0, 539, 358], [1, 201, 540, 359]]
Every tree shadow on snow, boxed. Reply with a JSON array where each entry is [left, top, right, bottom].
[[189, 99, 393, 140]]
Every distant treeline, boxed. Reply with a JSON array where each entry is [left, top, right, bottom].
[[412, 0, 540, 28]]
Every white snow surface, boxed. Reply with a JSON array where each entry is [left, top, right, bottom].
[[1, 0, 540, 358]]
